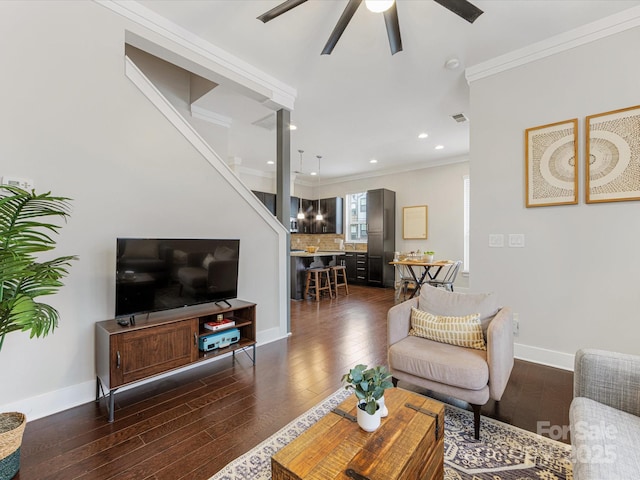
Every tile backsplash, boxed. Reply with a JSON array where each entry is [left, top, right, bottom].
[[291, 234, 367, 252]]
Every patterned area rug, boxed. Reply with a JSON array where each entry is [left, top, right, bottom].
[[210, 388, 572, 480]]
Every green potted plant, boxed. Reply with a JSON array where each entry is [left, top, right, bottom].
[[0, 186, 77, 479], [342, 364, 393, 432], [424, 251, 435, 263]]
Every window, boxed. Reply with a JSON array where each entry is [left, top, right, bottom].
[[463, 175, 470, 272], [346, 192, 367, 243]]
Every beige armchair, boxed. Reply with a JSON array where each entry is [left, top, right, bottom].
[[387, 283, 514, 439]]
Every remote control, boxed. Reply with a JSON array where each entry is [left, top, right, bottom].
[[117, 319, 129, 327]]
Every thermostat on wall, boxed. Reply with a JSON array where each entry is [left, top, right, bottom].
[[1, 176, 34, 190]]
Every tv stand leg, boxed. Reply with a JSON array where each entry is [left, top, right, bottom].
[[107, 389, 117, 423]]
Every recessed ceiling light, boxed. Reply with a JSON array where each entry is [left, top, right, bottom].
[[370, 159, 378, 164], [289, 124, 297, 130], [435, 145, 444, 150], [418, 133, 429, 139], [267, 160, 275, 165]]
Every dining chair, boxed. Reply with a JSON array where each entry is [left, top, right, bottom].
[[427, 260, 462, 292]]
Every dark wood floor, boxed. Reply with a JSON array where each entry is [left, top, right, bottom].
[[17, 285, 573, 480]]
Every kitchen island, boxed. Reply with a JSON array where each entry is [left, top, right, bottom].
[[290, 251, 346, 300]]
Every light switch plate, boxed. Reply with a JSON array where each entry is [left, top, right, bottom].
[[508, 233, 525, 248], [489, 234, 504, 247]]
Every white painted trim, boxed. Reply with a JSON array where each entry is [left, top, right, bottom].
[[514, 343, 575, 371], [98, 0, 296, 110], [0, 327, 290, 422], [466, 6, 640, 83], [124, 54, 290, 332], [191, 104, 232, 128]]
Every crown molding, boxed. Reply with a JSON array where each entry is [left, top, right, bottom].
[[466, 6, 640, 84], [191, 105, 232, 128], [98, 0, 296, 110]]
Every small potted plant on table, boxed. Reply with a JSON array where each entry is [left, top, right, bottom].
[[423, 251, 435, 263], [342, 364, 393, 432]]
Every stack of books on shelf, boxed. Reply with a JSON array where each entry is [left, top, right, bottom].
[[204, 318, 235, 331]]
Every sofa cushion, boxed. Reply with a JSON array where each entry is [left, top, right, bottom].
[[388, 336, 489, 391], [570, 396, 640, 479], [409, 308, 486, 350], [418, 283, 499, 333]]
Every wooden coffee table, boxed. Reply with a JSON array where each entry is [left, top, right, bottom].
[[272, 388, 444, 480]]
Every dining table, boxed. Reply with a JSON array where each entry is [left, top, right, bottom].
[[389, 259, 451, 299]]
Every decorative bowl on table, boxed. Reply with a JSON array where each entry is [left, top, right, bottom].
[[305, 246, 320, 253]]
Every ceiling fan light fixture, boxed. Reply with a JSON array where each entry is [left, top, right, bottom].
[[365, 0, 394, 13]]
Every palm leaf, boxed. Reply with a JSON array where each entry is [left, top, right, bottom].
[[0, 186, 77, 352]]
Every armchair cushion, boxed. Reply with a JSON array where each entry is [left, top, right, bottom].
[[409, 308, 486, 350], [418, 283, 499, 334], [388, 336, 489, 391]]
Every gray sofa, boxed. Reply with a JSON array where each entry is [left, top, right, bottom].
[[570, 349, 640, 479]]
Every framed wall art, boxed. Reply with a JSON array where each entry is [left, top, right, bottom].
[[586, 104, 640, 204], [402, 205, 428, 239], [525, 118, 578, 207]]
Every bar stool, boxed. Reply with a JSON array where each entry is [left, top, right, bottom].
[[304, 267, 334, 301], [330, 265, 349, 296]]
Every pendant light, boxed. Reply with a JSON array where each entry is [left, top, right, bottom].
[[315, 155, 323, 221], [365, 0, 394, 13], [296, 150, 305, 220]]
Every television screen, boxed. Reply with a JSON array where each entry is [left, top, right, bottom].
[[116, 238, 240, 317]]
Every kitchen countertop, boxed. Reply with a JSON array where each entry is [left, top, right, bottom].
[[290, 251, 347, 257]]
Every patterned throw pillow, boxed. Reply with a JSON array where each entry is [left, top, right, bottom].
[[409, 308, 486, 350]]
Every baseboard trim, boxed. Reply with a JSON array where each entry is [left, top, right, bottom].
[[0, 380, 97, 422], [514, 343, 575, 371], [4, 331, 289, 422]]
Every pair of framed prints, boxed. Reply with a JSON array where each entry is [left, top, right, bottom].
[[525, 104, 640, 207]]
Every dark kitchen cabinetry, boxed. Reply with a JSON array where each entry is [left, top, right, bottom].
[[366, 188, 395, 288], [252, 190, 276, 215], [315, 197, 343, 234], [295, 197, 343, 234], [343, 251, 368, 285]]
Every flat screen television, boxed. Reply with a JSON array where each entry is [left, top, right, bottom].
[[116, 238, 240, 318]]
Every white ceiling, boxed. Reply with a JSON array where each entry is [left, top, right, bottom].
[[136, 0, 640, 180]]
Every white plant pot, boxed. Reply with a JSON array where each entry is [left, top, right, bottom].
[[377, 395, 388, 418], [357, 402, 381, 432], [424, 254, 434, 263]]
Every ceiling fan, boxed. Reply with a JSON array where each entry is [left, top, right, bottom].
[[257, 0, 483, 55]]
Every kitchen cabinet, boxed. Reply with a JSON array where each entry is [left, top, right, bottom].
[[295, 197, 343, 234], [315, 197, 343, 234], [366, 188, 395, 287], [252, 190, 276, 215], [343, 251, 368, 285]]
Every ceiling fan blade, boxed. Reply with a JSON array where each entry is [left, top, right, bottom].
[[257, 0, 308, 23], [383, 2, 402, 55], [433, 0, 483, 24], [321, 0, 363, 55]]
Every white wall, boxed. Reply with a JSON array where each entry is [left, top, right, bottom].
[[0, 1, 286, 418], [469, 26, 640, 368], [319, 160, 469, 270]]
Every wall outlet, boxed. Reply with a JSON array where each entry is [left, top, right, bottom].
[[513, 313, 519, 336]]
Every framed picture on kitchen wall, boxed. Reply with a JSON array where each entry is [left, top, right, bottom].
[[525, 118, 578, 207], [586, 104, 640, 203], [403, 205, 428, 239]]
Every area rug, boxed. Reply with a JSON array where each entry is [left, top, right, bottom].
[[210, 388, 572, 480]]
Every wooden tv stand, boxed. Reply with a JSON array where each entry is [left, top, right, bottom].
[[95, 299, 256, 422]]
